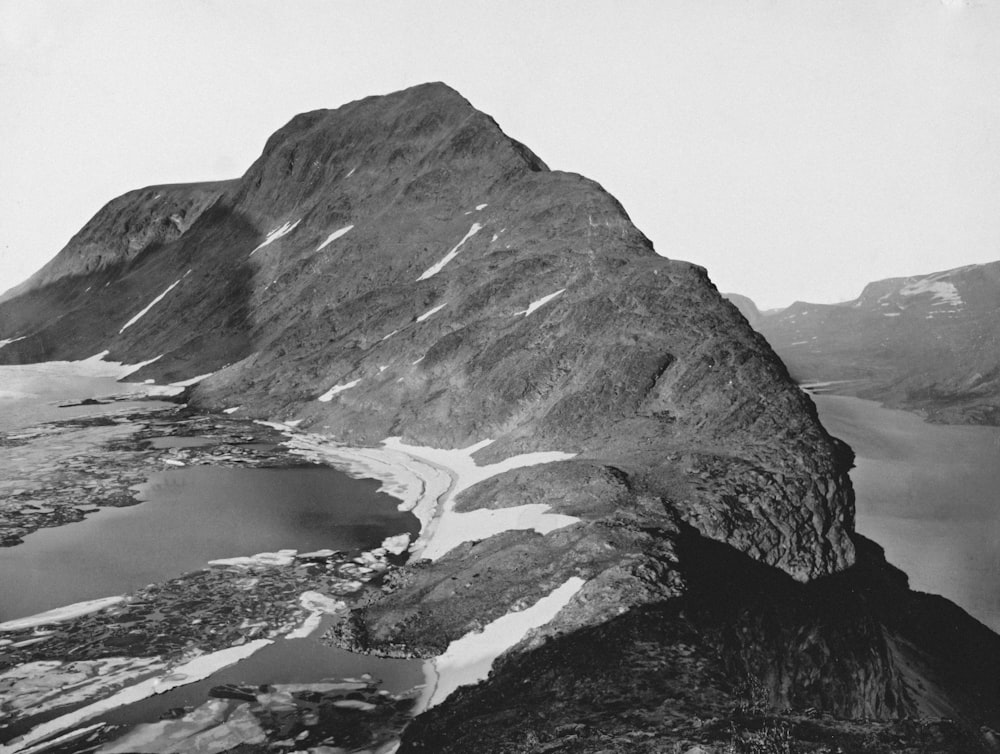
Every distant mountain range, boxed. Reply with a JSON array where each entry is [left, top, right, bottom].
[[727, 261, 1000, 424]]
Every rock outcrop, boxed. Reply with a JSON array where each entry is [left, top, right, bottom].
[[3, 83, 1000, 749], [728, 261, 1000, 424]]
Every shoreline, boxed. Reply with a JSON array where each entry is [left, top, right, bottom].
[[263, 423, 593, 718], [0, 357, 589, 750], [263, 422, 581, 562]]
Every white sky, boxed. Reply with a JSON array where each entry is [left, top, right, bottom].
[[1, 0, 998, 309]]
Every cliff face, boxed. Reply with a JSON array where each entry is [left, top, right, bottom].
[[3, 83, 998, 747], [731, 262, 1000, 424]]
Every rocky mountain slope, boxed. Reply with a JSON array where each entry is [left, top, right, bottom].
[[728, 261, 1000, 424], [4, 83, 1000, 750]]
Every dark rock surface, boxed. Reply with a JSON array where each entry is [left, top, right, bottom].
[[399, 534, 1000, 753], [4, 83, 1000, 748], [728, 261, 1000, 424]]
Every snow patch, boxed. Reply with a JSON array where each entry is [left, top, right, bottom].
[[899, 277, 964, 307], [265, 430, 578, 562], [249, 220, 300, 256], [0, 336, 26, 350], [420, 577, 586, 709], [379, 437, 578, 561], [416, 303, 447, 323], [381, 329, 399, 341], [0, 596, 125, 632], [475, 203, 488, 211], [298, 549, 337, 559], [208, 550, 298, 568], [516, 289, 565, 317], [119, 280, 181, 334], [316, 224, 354, 251], [422, 503, 581, 562], [0, 658, 162, 745], [299, 591, 344, 615], [318, 378, 361, 402], [381, 533, 411, 555], [417, 223, 483, 280], [3, 642, 271, 753], [285, 591, 346, 640], [412, 356, 425, 365], [98, 698, 265, 753], [170, 372, 213, 388], [222, 407, 240, 414], [884, 312, 901, 317], [20, 723, 107, 754], [346, 167, 357, 177]]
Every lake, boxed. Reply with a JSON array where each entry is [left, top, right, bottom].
[[0, 361, 426, 750], [0, 359, 420, 621], [812, 393, 1000, 632], [0, 465, 420, 622]]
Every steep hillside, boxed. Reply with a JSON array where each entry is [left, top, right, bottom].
[[0, 82, 854, 583], [4, 84, 1000, 749], [733, 263, 1000, 424]]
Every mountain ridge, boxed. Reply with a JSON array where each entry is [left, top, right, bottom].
[[3, 83, 1000, 751], [729, 259, 1000, 424]]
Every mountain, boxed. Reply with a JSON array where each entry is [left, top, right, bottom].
[[4, 83, 1000, 750], [731, 262, 1000, 424], [722, 292, 763, 328], [0, 82, 853, 580]]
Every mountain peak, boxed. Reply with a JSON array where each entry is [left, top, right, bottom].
[[236, 80, 547, 214]]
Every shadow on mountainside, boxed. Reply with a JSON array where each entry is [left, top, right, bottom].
[[0, 203, 260, 381], [399, 531, 1000, 754]]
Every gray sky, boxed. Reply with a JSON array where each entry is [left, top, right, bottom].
[[2, 0, 998, 309]]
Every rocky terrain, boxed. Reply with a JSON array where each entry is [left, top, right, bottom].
[[727, 261, 1000, 424], [3, 83, 1000, 751], [400, 535, 1000, 753], [0, 407, 306, 546], [0, 404, 420, 753]]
